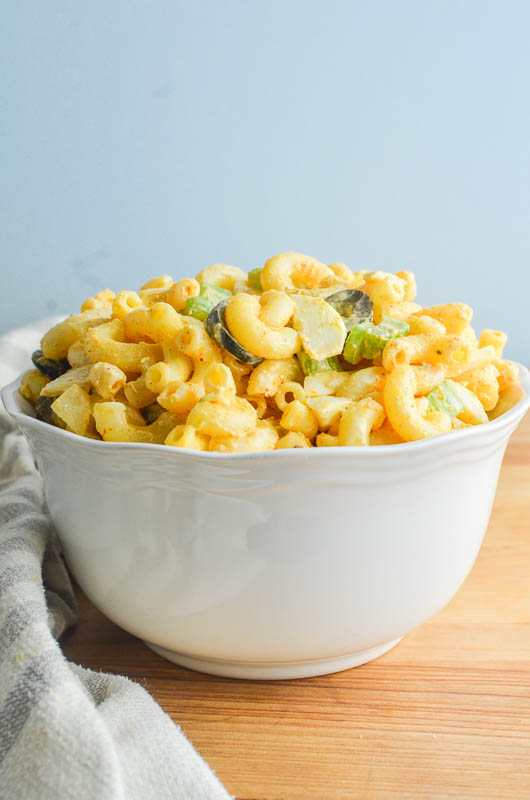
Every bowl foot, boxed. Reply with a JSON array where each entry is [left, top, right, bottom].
[[142, 637, 403, 680]]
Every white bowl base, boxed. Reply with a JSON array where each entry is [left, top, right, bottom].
[[142, 637, 404, 680]]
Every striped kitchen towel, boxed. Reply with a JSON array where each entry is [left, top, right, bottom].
[[0, 321, 231, 800]]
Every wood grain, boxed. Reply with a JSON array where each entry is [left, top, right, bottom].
[[63, 414, 530, 800]]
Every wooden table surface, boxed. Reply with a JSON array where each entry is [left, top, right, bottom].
[[63, 414, 530, 800]]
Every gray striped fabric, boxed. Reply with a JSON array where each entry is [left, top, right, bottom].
[[0, 322, 231, 800]]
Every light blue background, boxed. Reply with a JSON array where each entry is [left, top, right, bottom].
[[1, 1, 528, 360]]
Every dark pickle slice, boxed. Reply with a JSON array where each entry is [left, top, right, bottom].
[[31, 349, 70, 380], [35, 396, 67, 429], [205, 300, 263, 366], [325, 290, 373, 330]]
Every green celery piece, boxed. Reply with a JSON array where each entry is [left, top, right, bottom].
[[183, 296, 214, 322], [343, 317, 409, 364], [247, 268, 263, 291], [363, 317, 410, 358], [427, 379, 466, 418], [360, 322, 386, 359], [198, 282, 232, 303], [342, 323, 370, 365], [297, 349, 342, 376], [379, 315, 410, 337], [184, 282, 232, 321]]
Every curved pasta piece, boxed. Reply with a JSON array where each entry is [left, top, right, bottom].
[[261, 252, 335, 292], [41, 310, 111, 360], [247, 358, 302, 397], [123, 303, 185, 343], [280, 400, 318, 439], [338, 398, 385, 446], [89, 362, 127, 400], [210, 419, 279, 453], [276, 431, 313, 448], [84, 319, 162, 372], [383, 365, 452, 441], [93, 402, 178, 443], [195, 264, 247, 291], [412, 303, 472, 335], [225, 293, 299, 359], [187, 389, 257, 438]]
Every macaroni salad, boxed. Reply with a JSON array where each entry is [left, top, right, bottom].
[[20, 252, 524, 451]]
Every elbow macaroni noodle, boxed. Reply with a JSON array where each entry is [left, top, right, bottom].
[[22, 253, 524, 451]]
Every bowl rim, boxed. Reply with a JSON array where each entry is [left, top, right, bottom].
[[2, 364, 529, 461]]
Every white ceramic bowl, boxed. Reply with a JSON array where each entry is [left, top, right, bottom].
[[3, 367, 529, 680]]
